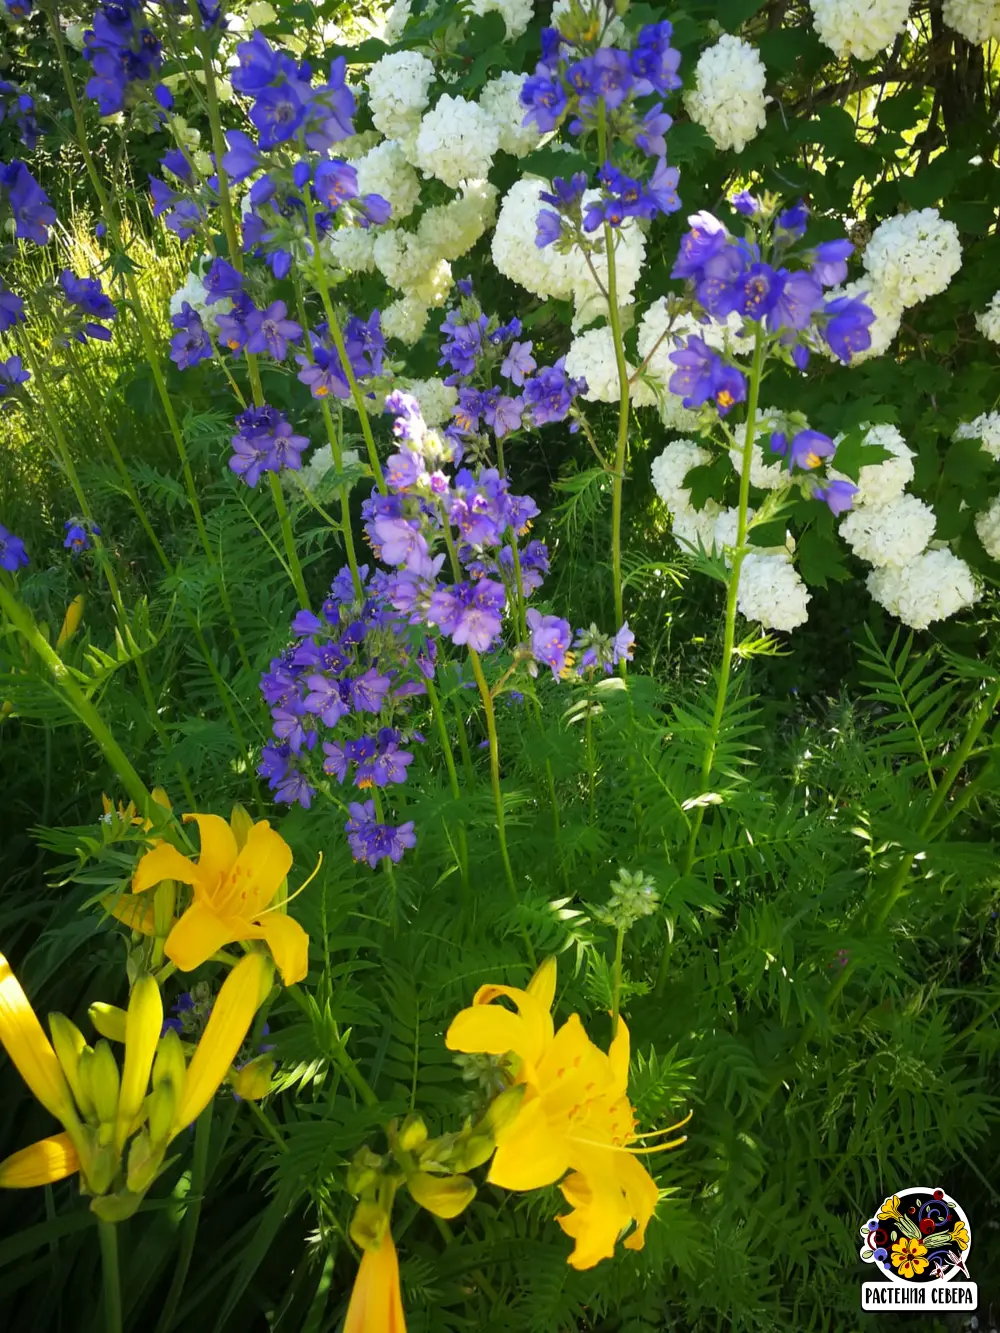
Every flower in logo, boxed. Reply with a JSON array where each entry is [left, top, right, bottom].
[[891, 1237, 929, 1279], [877, 1195, 902, 1223], [950, 1220, 970, 1251]]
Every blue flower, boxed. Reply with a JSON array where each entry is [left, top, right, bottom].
[[59, 269, 117, 322], [4, 1, 34, 16], [0, 285, 24, 333], [522, 360, 582, 425], [821, 294, 875, 363], [245, 300, 303, 360], [0, 354, 29, 397], [811, 239, 854, 287], [731, 190, 759, 216], [812, 478, 858, 515], [668, 336, 746, 416], [775, 200, 809, 240], [250, 82, 306, 148], [630, 21, 681, 96], [2, 160, 56, 244], [169, 302, 213, 370], [773, 428, 836, 472], [222, 130, 264, 182], [501, 340, 536, 386], [527, 609, 573, 678], [229, 404, 309, 486], [159, 147, 192, 181], [0, 524, 28, 572], [63, 518, 101, 554], [203, 257, 244, 304], [0, 83, 40, 149], [313, 159, 358, 210], [520, 75, 567, 132], [634, 102, 672, 158], [149, 176, 201, 240], [231, 31, 283, 95], [769, 268, 823, 332], [671, 211, 729, 282]]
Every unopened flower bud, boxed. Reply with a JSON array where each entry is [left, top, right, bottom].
[[450, 1132, 494, 1173], [232, 1056, 275, 1101], [397, 1113, 428, 1154], [88, 1002, 128, 1043], [89, 1041, 120, 1139], [407, 1170, 476, 1219], [349, 1200, 389, 1250]]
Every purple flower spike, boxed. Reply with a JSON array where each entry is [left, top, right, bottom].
[[527, 609, 573, 678]]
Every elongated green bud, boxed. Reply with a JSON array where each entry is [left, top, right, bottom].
[[126, 1129, 166, 1195], [152, 1029, 186, 1097], [115, 976, 162, 1151], [146, 1077, 178, 1147], [407, 1171, 476, 1219], [48, 1013, 94, 1119], [88, 1002, 128, 1043], [89, 1040, 121, 1136]]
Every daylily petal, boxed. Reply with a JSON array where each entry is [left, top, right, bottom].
[[608, 1014, 630, 1096], [0, 952, 78, 1126], [344, 1234, 407, 1333], [557, 1167, 631, 1269], [182, 814, 239, 892], [487, 1096, 571, 1190], [115, 977, 163, 1151], [217, 819, 292, 918], [173, 951, 272, 1132], [104, 892, 156, 935], [468, 982, 553, 1068], [165, 902, 239, 973], [445, 1006, 529, 1060], [0, 1133, 79, 1188], [535, 1015, 611, 1119], [525, 956, 557, 1013], [132, 842, 200, 895], [254, 912, 309, 986], [620, 1151, 659, 1252]]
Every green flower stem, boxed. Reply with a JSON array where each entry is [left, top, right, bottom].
[[155, 1103, 213, 1333], [469, 649, 535, 965], [97, 1219, 123, 1333], [0, 579, 152, 813], [49, 14, 252, 678], [302, 191, 386, 493], [610, 926, 625, 1038], [191, 16, 310, 610], [655, 326, 766, 995], [597, 101, 631, 640], [286, 985, 379, 1107], [291, 278, 365, 599], [424, 676, 470, 894]]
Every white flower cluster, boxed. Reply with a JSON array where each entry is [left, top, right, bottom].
[[367, 50, 435, 139], [381, 295, 430, 345], [942, 0, 1000, 43], [867, 552, 979, 630], [478, 72, 542, 158], [323, 226, 378, 274], [975, 497, 1000, 561], [829, 423, 914, 506], [824, 276, 902, 364], [827, 424, 978, 628], [684, 36, 769, 154], [403, 377, 458, 427], [287, 445, 361, 496], [737, 552, 811, 632], [413, 94, 500, 189], [492, 176, 645, 329], [840, 493, 937, 568], [169, 267, 231, 334], [975, 290, 1000, 344], [862, 208, 962, 309], [379, 0, 412, 44], [354, 140, 422, 221], [651, 439, 721, 551], [551, 0, 626, 45], [809, 0, 910, 62], [564, 326, 655, 405], [466, 0, 535, 39], [954, 412, 1000, 461]]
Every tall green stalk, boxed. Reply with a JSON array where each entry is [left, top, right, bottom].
[[655, 326, 766, 994], [97, 1220, 123, 1333], [425, 676, 471, 895], [156, 1104, 213, 1333]]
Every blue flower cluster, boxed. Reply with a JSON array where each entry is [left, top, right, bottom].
[[523, 18, 682, 248], [257, 564, 426, 865], [440, 284, 586, 447], [58, 269, 117, 344], [229, 405, 309, 487], [64, 518, 102, 554], [83, 0, 169, 116], [0, 284, 24, 333], [0, 524, 28, 572], [0, 354, 29, 406], [0, 80, 39, 150], [0, 159, 55, 244]]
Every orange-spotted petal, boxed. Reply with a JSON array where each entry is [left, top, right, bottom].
[[164, 902, 240, 973], [487, 1096, 571, 1191], [215, 820, 292, 918]]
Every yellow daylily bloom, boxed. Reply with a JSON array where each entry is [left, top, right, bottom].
[[445, 958, 688, 1270], [132, 811, 309, 984], [344, 1232, 407, 1333], [0, 1133, 80, 1188], [0, 951, 271, 1218]]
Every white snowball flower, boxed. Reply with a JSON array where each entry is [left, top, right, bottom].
[[413, 94, 500, 189], [942, 0, 1000, 42], [367, 50, 435, 140], [737, 552, 811, 631], [379, 0, 412, 43], [808, 0, 910, 61], [466, 0, 534, 40], [293, 445, 361, 494], [323, 226, 377, 273], [840, 494, 936, 568], [651, 439, 713, 513], [975, 496, 1000, 560], [862, 209, 962, 309], [684, 36, 769, 154], [354, 140, 422, 221], [492, 177, 579, 302], [381, 295, 430, 344], [729, 408, 792, 490], [169, 269, 230, 335], [404, 377, 458, 427], [829, 423, 915, 507], [373, 229, 452, 305], [564, 326, 656, 405], [867, 550, 979, 629], [672, 503, 723, 552], [416, 181, 498, 262], [479, 72, 542, 158], [822, 276, 903, 363], [954, 412, 1000, 461], [975, 290, 1000, 344]]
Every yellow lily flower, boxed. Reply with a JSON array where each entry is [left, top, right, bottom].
[[132, 810, 309, 985], [445, 958, 689, 1270], [344, 1231, 407, 1333], [0, 950, 271, 1216], [56, 594, 85, 648]]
